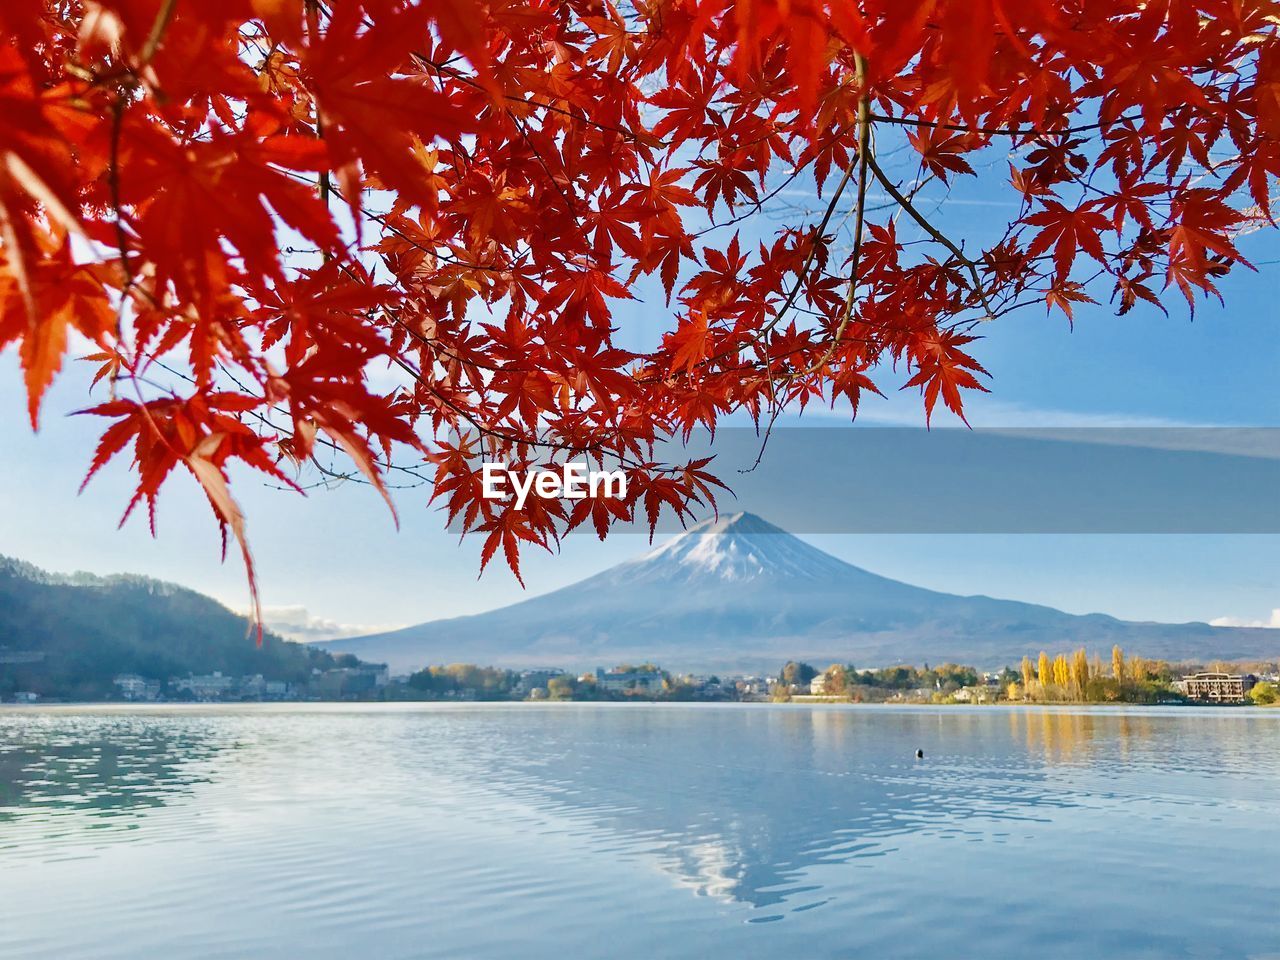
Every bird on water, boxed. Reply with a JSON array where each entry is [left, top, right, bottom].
[[915, 749, 924, 759]]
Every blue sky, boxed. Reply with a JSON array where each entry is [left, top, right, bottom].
[[1, 147, 1277, 641]]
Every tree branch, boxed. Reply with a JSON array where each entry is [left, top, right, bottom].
[[138, 0, 180, 66], [869, 112, 1137, 138], [867, 153, 996, 320]]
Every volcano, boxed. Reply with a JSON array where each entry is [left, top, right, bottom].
[[317, 513, 1278, 673]]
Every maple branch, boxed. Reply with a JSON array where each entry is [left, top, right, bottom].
[[375, 340, 623, 462], [411, 53, 650, 144], [282, 167, 527, 277], [18, 0, 1277, 590], [867, 153, 997, 320], [107, 97, 133, 305], [798, 53, 874, 378], [173, 359, 436, 486], [759, 144, 860, 335], [690, 120, 858, 240], [511, 113, 579, 218], [868, 112, 1138, 138], [746, 56, 874, 470], [139, 0, 180, 66], [163, 351, 607, 480], [304, 0, 333, 227]]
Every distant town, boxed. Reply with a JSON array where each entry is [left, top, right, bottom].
[[3, 647, 1277, 707]]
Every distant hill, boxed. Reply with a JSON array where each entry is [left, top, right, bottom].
[[317, 513, 1280, 673], [0, 557, 340, 700]]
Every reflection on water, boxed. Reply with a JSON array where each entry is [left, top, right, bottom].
[[0, 715, 222, 824], [0, 704, 1277, 959]]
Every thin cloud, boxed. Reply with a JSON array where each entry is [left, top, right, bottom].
[[809, 392, 1212, 429], [1210, 609, 1280, 629], [800, 395, 1280, 461], [251, 604, 402, 642]]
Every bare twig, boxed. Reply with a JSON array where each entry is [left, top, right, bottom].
[[867, 153, 997, 320], [138, 0, 180, 66]]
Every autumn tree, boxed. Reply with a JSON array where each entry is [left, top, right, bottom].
[[1128, 653, 1149, 683], [2, 2, 1278, 615], [780, 660, 817, 688], [1021, 656, 1036, 697], [821, 663, 849, 696], [1112, 645, 1126, 684], [546, 675, 577, 700], [1250, 682, 1278, 705], [1038, 651, 1052, 691], [1070, 648, 1090, 692], [1052, 654, 1070, 690]]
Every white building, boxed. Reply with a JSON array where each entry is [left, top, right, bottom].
[[264, 680, 293, 699], [738, 677, 773, 698], [174, 672, 236, 700], [113, 674, 160, 702], [1181, 672, 1257, 703], [517, 669, 565, 695], [595, 668, 663, 693]]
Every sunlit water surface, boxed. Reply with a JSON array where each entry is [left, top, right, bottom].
[[0, 703, 1277, 959]]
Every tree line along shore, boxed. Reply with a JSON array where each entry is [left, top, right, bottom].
[[8, 649, 1277, 707]]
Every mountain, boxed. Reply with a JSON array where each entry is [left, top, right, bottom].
[[318, 513, 1280, 673], [0, 557, 344, 700]]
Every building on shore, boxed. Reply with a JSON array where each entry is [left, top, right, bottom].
[[309, 665, 389, 699], [595, 667, 663, 694], [238, 674, 297, 700], [263, 679, 293, 699], [172, 672, 236, 700], [1180, 672, 1258, 703], [113, 674, 160, 702], [736, 677, 773, 700], [516, 669, 565, 696]]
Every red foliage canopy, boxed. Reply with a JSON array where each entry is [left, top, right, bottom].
[[0, 0, 1276, 614]]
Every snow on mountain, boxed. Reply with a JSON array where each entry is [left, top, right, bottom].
[[607, 513, 856, 584], [318, 512, 1278, 673]]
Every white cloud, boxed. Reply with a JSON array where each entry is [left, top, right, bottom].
[[1210, 609, 1280, 629], [815, 391, 1215, 429], [793, 395, 1280, 460], [250, 604, 404, 642]]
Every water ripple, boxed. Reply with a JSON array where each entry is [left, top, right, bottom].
[[0, 703, 1277, 959]]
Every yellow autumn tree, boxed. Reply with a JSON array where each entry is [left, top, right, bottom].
[[1128, 654, 1147, 683], [823, 664, 849, 696], [1038, 651, 1051, 692], [1070, 648, 1090, 699], [1021, 656, 1035, 697], [1112, 645, 1125, 684], [1052, 654, 1070, 691]]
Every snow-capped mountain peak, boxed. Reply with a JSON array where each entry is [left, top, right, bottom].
[[619, 512, 854, 583], [322, 510, 1280, 673]]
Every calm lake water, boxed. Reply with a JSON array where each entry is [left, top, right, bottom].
[[0, 703, 1277, 959]]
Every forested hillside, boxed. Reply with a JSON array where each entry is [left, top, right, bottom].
[[0, 557, 337, 700]]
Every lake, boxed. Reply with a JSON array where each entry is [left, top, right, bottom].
[[0, 703, 1277, 959]]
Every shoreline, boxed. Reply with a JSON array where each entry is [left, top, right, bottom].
[[2, 699, 1275, 713]]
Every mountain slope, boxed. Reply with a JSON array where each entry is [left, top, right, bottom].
[[319, 513, 1279, 672], [0, 557, 340, 699]]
